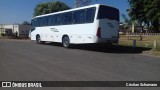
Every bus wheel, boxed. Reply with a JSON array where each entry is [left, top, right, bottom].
[[36, 35, 45, 44], [62, 36, 70, 48]]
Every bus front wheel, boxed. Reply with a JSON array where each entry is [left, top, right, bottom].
[[62, 36, 70, 48], [36, 35, 45, 44]]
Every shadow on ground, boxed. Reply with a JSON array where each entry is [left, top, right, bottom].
[[46, 42, 152, 54]]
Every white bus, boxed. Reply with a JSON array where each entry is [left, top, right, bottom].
[[30, 4, 119, 48]]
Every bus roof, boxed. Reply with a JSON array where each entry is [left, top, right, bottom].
[[33, 4, 118, 19]]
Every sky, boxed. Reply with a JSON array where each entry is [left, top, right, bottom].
[[0, 0, 130, 24]]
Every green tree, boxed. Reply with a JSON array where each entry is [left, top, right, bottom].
[[33, 1, 70, 17], [122, 14, 132, 26], [22, 21, 30, 25], [144, 0, 160, 32], [128, 0, 160, 32], [121, 14, 140, 32], [74, 0, 98, 8], [121, 14, 132, 32]]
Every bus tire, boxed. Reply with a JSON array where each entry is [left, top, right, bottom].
[[36, 35, 45, 44], [62, 36, 70, 48]]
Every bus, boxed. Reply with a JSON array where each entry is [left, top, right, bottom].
[[30, 4, 119, 48]]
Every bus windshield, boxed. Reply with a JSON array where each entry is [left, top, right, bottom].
[[97, 5, 119, 21]]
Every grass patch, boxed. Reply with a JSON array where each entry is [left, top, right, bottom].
[[119, 35, 160, 56]]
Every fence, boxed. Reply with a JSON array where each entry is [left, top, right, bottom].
[[119, 33, 160, 40], [126, 33, 160, 36]]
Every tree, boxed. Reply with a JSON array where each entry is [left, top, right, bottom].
[[33, 1, 70, 17], [121, 14, 140, 32], [144, 0, 160, 32], [74, 0, 98, 8], [128, 0, 160, 32], [122, 14, 132, 26], [127, 0, 147, 24], [22, 21, 30, 25], [121, 14, 132, 32]]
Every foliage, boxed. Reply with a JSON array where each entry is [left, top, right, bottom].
[[128, 0, 160, 32], [1, 33, 6, 37], [121, 14, 131, 32], [33, 1, 70, 17], [74, 0, 98, 8], [22, 21, 30, 25], [121, 14, 141, 32], [121, 14, 132, 26]]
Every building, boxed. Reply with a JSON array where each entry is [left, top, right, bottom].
[[0, 24, 31, 36]]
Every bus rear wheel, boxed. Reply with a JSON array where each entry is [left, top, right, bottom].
[[62, 36, 70, 48]]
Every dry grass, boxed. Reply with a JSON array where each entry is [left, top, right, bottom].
[[119, 35, 160, 56], [119, 35, 160, 48]]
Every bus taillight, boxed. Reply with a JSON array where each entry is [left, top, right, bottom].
[[96, 27, 101, 38]]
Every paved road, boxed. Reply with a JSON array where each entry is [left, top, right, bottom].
[[0, 39, 160, 90]]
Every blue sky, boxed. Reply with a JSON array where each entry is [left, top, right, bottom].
[[0, 0, 129, 24]]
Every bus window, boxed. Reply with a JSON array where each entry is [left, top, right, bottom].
[[97, 5, 119, 21], [66, 12, 72, 24], [51, 15, 56, 25], [36, 18, 40, 27], [86, 7, 96, 23], [45, 16, 49, 26], [73, 9, 86, 24], [54, 14, 61, 25], [62, 12, 72, 25], [48, 16, 52, 26], [31, 20, 35, 32], [38, 18, 42, 26]]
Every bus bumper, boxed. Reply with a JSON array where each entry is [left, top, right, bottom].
[[97, 38, 118, 44]]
